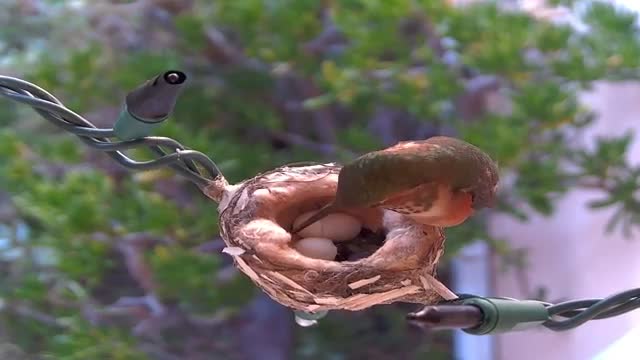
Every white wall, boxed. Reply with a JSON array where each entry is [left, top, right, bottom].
[[452, 241, 495, 360], [492, 82, 640, 360]]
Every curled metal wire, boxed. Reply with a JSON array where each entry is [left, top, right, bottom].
[[410, 288, 640, 333], [544, 288, 640, 331], [0, 75, 220, 188]]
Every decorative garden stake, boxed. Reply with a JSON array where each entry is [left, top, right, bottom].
[[3, 70, 640, 333]]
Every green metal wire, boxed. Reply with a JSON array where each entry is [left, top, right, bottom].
[[0, 75, 221, 188], [544, 288, 640, 331], [412, 288, 640, 333]]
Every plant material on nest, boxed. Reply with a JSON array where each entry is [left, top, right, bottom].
[[203, 163, 458, 314]]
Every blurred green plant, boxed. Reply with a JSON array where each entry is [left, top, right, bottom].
[[2, 0, 640, 358]]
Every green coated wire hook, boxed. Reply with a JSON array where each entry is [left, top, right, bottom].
[[0, 71, 223, 188], [407, 288, 640, 335]]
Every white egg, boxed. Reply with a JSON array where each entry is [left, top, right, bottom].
[[294, 237, 338, 260], [293, 211, 362, 242]]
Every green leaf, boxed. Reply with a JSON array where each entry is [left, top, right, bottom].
[[174, 14, 208, 50]]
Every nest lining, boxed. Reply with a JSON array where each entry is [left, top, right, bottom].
[[207, 164, 457, 313]]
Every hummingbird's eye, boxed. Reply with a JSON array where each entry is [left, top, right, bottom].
[[470, 192, 484, 210]]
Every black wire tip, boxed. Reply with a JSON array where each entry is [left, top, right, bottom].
[[125, 70, 187, 122], [407, 305, 484, 330]]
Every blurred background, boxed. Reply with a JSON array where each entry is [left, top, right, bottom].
[[2, 0, 640, 359]]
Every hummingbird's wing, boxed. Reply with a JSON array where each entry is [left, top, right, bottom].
[[373, 182, 440, 214], [334, 142, 446, 208], [376, 181, 475, 227]]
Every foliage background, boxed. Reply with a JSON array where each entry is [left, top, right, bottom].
[[1, 0, 640, 358]]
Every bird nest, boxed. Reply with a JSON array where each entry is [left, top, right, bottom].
[[204, 163, 457, 314]]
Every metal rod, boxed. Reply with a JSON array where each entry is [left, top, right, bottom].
[[407, 304, 484, 330], [0, 73, 224, 189]]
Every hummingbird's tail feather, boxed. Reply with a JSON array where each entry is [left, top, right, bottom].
[[290, 203, 337, 234]]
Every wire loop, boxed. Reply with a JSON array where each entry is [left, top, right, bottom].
[[409, 288, 640, 333], [0, 75, 221, 188], [544, 288, 640, 331]]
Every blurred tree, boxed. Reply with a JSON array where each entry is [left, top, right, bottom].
[[1, 0, 640, 358]]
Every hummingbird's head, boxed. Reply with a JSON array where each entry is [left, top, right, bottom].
[[470, 163, 499, 210]]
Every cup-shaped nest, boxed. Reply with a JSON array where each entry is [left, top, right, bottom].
[[205, 164, 457, 313]]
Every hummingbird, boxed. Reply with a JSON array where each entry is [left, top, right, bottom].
[[291, 136, 499, 234]]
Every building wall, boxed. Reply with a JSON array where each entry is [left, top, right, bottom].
[[445, 2, 640, 358], [491, 82, 640, 360]]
